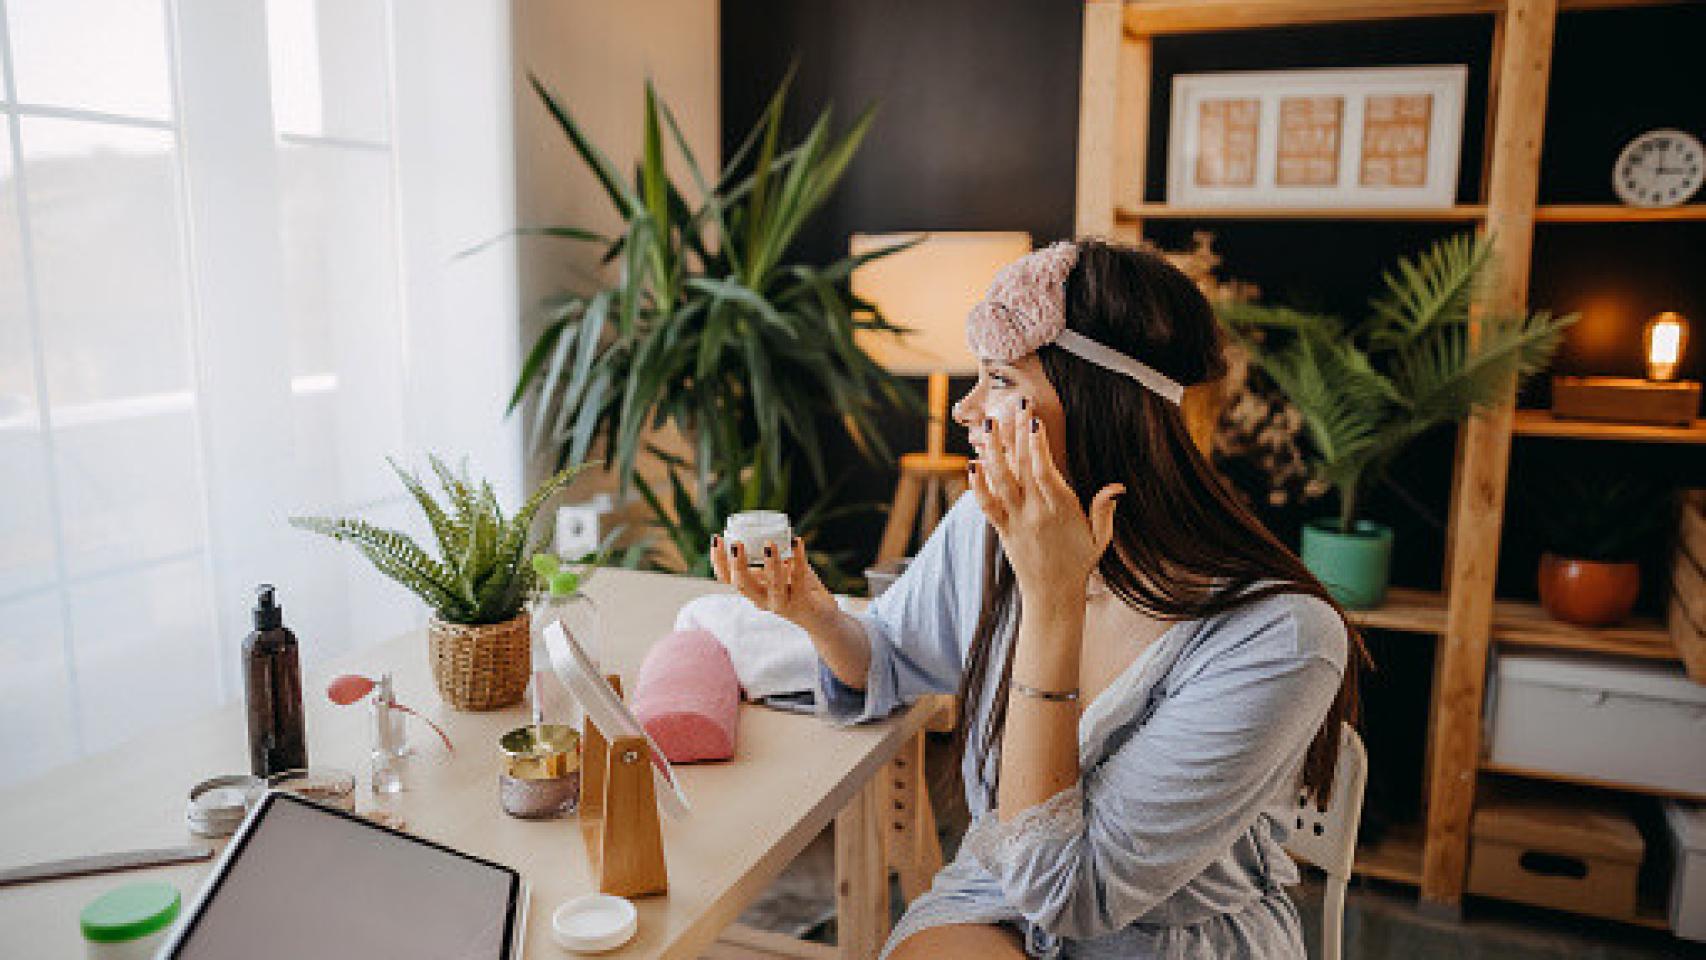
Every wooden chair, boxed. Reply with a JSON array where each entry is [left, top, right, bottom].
[[1283, 724, 1368, 960], [876, 371, 968, 566]]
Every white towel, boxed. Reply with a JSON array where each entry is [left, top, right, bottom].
[[673, 594, 856, 699]]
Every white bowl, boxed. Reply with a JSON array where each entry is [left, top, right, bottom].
[[551, 894, 637, 953]]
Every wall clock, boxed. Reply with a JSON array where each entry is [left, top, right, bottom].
[[1612, 128, 1703, 208]]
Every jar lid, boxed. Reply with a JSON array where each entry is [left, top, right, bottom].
[[80, 882, 180, 943], [724, 511, 790, 537], [187, 774, 265, 837], [500, 724, 581, 779], [551, 893, 637, 952], [267, 767, 356, 803]]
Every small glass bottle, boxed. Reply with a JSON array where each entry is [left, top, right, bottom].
[[370, 672, 408, 758], [529, 568, 600, 730], [369, 672, 406, 795]]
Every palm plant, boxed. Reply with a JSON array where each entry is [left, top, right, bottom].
[[291, 456, 581, 625], [1524, 471, 1672, 563], [1218, 234, 1575, 534], [508, 70, 916, 579]]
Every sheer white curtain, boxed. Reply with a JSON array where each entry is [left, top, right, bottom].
[[0, 0, 521, 787]]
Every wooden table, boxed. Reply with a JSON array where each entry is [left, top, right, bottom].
[[0, 570, 939, 959]]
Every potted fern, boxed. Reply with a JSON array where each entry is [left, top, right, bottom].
[[291, 457, 580, 710], [1219, 234, 1574, 608]]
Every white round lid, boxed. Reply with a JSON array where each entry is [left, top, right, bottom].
[[724, 510, 790, 538], [551, 894, 637, 953]]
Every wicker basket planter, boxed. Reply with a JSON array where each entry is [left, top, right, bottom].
[[428, 613, 531, 711]]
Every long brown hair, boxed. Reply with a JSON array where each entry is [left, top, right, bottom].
[[949, 239, 1367, 802]]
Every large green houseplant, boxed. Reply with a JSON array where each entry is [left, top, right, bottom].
[[509, 71, 915, 583], [291, 456, 580, 710], [1219, 234, 1574, 608]]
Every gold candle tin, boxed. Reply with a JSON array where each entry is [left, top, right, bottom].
[[499, 724, 581, 818]]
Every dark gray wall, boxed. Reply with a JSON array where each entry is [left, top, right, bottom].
[[723, 1, 1706, 835], [721, 2, 1705, 581], [721, 0, 1083, 569], [723, 0, 1083, 265]]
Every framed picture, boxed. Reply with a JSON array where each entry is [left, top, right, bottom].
[[1167, 66, 1467, 208]]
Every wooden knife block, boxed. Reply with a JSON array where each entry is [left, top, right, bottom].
[[579, 674, 668, 898]]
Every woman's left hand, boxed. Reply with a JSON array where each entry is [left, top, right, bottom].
[[968, 404, 1124, 605]]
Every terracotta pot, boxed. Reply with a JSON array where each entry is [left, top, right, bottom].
[[427, 612, 531, 711], [1537, 553, 1640, 627]]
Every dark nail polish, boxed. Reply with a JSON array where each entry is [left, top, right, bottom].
[[1020, 397, 1029, 410], [968, 461, 978, 474], [984, 418, 992, 431], [712, 535, 721, 547], [763, 544, 774, 558], [1030, 417, 1039, 433]]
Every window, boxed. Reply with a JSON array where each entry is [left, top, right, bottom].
[[0, 0, 520, 787]]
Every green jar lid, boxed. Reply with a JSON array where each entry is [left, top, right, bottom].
[[80, 882, 180, 943]]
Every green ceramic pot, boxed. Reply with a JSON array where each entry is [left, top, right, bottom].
[[1300, 519, 1394, 610]]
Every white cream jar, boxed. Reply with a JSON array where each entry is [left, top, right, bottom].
[[722, 511, 793, 566]]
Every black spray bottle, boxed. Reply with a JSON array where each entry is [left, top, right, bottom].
[[243, 585, 308, 777]]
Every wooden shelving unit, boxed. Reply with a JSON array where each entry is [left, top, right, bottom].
[[1634, 895, 1674, 931], [1354, 821, 1426, 885], [1110, 0, 1682, 36], [1346, 587, 1453, 634], [1078, 0, 1698, 930], [1491, 604, 1678, 659], [1115, 203, 1706, 224], [1346, 587, 1682, 661], [1512, 409, 1706, 443], [1116, 203, 1489, 221], [1534, 203, 1706, 222], [1481, 761, 1706, 803], [1356, 820, 1682, 932]]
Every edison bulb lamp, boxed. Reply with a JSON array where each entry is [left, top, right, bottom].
[[1645, 312, 1688, 381]]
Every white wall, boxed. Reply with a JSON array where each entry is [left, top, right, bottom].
[[509, 1, 721, 533], [393, 0, 524, 489]]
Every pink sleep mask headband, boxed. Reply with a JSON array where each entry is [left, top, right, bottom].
[[965, 241, 1184, 405]]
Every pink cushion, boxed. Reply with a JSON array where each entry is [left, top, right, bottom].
[[632, 629, 740, 763]]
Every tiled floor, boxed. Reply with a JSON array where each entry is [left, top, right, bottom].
[[739, 830, 1701, 958], [1295, 881, 1699, 960], [736, 735, 1702, 958]]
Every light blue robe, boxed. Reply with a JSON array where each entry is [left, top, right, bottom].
[[816, 494, 1347, 959]]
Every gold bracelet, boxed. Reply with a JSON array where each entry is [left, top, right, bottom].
[[1010, 679, 1080, 702]]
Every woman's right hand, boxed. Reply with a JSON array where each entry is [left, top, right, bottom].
[[710, 536, 840, 632]]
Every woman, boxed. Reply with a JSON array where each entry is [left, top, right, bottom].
[[711, 239, 1364, 959]]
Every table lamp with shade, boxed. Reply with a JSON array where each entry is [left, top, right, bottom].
[[852, 231, 1032, 564]]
